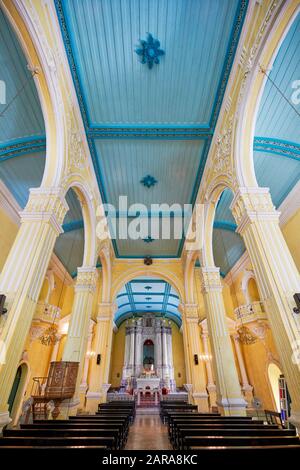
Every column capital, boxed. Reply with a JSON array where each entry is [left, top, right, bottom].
[[20, 187, 69, 234], [179, 303, 199, 321], [200, 267, 222, 293], [75, 267, 98, 293], [97, 302, 116, 321], [230, 187, 279, 234]]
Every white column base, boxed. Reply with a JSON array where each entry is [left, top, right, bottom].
[[192, 392, 209, 412], [85, 391, 102, 414], [242, 384, 254, 405], [217, 397, 247, 416], [207, 383, 217, 408], [0, 411, 11, 431], [57, 398, 81, 419], [289, 410, 300, 433]]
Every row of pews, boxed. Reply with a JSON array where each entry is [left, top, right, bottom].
[[0, 401, 136, 450], [161, 401, 300, 453]]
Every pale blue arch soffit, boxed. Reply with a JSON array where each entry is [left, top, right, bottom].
[[115, 277, 181, 328]]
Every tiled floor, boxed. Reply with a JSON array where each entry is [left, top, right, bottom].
[[126, 415, 172, 450]]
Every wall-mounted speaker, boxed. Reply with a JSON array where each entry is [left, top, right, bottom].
[[194, 354, 198, 365], [0, 295, 7, 315], [97, 354, 101, 365]]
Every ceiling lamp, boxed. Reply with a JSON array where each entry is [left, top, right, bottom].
[[144, 256, 153, 266]]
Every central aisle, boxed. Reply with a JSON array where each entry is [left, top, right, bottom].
[[126, 414, 172, 450]]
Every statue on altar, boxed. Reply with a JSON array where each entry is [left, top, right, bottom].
[[122, 314, 176, 391]]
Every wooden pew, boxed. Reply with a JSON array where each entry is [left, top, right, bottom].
[[183, 435, 300, 450], [160, 404, 198, 423], [175, 428, 296, 450], [22, 422, 127, 447], [0, 436, 115, 449]]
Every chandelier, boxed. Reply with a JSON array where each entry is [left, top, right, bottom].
[[39, 325, 59, 346]]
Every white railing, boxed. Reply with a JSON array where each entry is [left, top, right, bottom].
[[234, 301, 267, 323]]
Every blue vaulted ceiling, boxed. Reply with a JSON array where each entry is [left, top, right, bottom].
[[115, 277, 181, 327], [0, 2, 299, 280], [55, 0, 248, 258]]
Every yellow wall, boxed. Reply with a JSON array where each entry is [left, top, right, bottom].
[[172, 322, 186, 387], [248, 278, 260, 302], [109, 321, 126, 387], [282, 208, 300, 272], [242, 324, 280, 410], [0, 208, 18, 271], [109, 318, 186, 388]]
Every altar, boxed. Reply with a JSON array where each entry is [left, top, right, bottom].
[[136, 376, 160, 391], [122, 314, 176, 391]]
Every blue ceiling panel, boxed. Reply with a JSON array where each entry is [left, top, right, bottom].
[[60, 0, 241, 126], [0, 152, 45, 207], [213, 188, 245, 275], [115, 277, 181, 326], [254, 150, 300, 207], [0, 9, 45, 144], [54, 227, 85, 277], [255, 12, 300, 144], [55, 0, 248, 259], [213, 228, 245, 276], [95, 139, 205, 207]]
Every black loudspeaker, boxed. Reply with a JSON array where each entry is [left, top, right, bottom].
[[194, 354, 199, 365], [0, 295, 7, 315], [97, 354, 101, 365], [293, 293, 300, 313]]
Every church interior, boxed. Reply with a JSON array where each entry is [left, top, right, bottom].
[[0, 0, 300, 458]]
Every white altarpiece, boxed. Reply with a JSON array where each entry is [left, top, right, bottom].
[[122, 314, 175, 390]]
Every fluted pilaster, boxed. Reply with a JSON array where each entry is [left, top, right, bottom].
[[231, 187, 300, 428], [179, 304, 209, 412], [86, 302, 115, 413], [200, 267, 246, 416], [0, 188, 68, 426]]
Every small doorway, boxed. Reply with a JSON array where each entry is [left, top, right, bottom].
[[8, 366, 22, 413]]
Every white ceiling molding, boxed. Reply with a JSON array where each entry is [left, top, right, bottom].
[[0, 180, 73, 286]]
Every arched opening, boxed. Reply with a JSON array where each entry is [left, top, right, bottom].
[[109, 275, 186, 394], [252, 12, 300, 215], [268, 363, 283, 412], [212, 188, 246, 282], [7, 362, 29, 422], [247, 278, 260, 303]]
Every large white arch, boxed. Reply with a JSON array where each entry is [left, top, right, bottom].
[[234, 1, 300, 187]]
